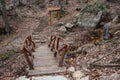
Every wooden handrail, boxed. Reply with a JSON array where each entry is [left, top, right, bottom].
[[48, 35, 68, 67], [21, 35, 35, 69]]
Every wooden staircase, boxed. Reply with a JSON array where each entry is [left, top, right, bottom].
[[21, 34, 68, 76], [28, 44, 66, 76]]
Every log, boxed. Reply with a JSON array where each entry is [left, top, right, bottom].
[[89, 63, 120, 68]]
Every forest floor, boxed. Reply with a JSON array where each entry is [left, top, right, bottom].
[[0, 0, 120, 80]]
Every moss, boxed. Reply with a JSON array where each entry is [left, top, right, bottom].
[[0, 50, 16, 61]]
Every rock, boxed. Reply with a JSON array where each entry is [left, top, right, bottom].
[[80, 76, 89, 80], [100, 75, 109, 80], [103, 16, 120, 40], [58, 26, 67, 32], [76, 6, 82, 11], [58, 22, 64, 26], [65, 23, 74, 28], [16, 76, 30, 80], [103, 22, 111, 40], [110, 73, 120, 80], [76, 11, 102, 29], [100, 73, 120, 80], [32, 75, 67, 80], [72, 71, 84, 80], [67, 66, 75, 73], [73, 2, 104, 29], [114, 30, 120, 37], [74, 43, 95, 54]]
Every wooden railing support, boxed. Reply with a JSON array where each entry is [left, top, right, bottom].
[[49, 35, 68, 67], [58, 45, 67, 67], [21, 35, 35, 70], [22, 49, 34, 69]]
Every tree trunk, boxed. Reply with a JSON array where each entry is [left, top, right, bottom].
[[19, 0, 23, 6], [10, 0, 16, 19], [0, 0, 10, 34]]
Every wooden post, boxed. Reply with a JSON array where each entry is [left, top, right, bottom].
[[48, 36, 52, 47], [51, 36, 56, 51], [57, 10, 60, 21], [55, 37, 60, 50], [48, 7, 60, 25], [22, 50, 33, 69], [49, 11, 52, 25], [58, 45, 67, 67], [54, 37, 60, 57]]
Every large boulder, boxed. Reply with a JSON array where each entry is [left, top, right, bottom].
[[73, 1, 104, 29]]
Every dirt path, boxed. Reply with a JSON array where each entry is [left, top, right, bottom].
[[0, 5, 48, 80]]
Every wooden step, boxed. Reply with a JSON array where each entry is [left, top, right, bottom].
[[34, 40, 41, 43], [34, 63, 62, 71], [32, 37, 40, 40], [32, 32, 39, 35], [33, 62, 58, 67], [33, 53, 53, 57], [34, 55, 55, 59], [35, 49, 51, 52], [32, 34, 39, 36], [28, 69, 66, 76]]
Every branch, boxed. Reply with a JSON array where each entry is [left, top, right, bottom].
[[89, 63, 120, 68], [90, 46, 120, 64]]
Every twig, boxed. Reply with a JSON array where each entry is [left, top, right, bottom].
[[90, 46, 120, 64], [89, 63, 120, 68]]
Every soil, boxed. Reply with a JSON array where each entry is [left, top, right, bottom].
[[0, 0, 120, 80]]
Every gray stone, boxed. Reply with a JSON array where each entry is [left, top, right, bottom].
[[65, 23, 74, 28], [72, 71, 84, 80], [73, 2, 104, 29], [100, 73, 120, 80], [103, 16, 120, 40], [76, 11, 102, 29], [110, 73, 120, 80], [32, 76, 68, 80], [67, 66, 75, 73], [103, 22, 111, 40], [16, 76, 30, 80], [58, 26, 67, 32], [114, 30, 120, 37], [58, 22, 64, 26], [81, 76, 89, 80], [100, 75, 109, 80], [74, 43, 95, 54]]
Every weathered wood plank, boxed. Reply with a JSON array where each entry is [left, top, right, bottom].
[[34, 65, 64, 70], [34, 56, 55, 59], [33, 54, 53, 57], [34, 63, 58, 67], [28, 69, 66, 76]]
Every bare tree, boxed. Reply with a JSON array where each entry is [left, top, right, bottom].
[[0, 0, 10, 34], [10, 0, 17, 19], [19, 0, 23, 6]]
